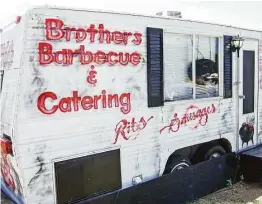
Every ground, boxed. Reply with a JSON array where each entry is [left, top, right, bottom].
[[190, 180, 262, 204], [1, 193, 14, 204], [1, 181, 261, 204]]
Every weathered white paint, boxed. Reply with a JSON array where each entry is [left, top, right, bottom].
[[258, 34, 262, 142], [0, 15, 27, 203], [0, 6, 261, 204]]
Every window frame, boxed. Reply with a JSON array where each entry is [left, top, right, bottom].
[[163, 32, 224, 104]]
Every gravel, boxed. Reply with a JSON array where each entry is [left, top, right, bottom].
[[1, 193, 14, 204], [190, 180, 262, 204]]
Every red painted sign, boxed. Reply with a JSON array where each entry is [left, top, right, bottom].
[[38, 19, 143, 66], [1, 154, 16, 192], [160, 104, 217, 134], [113, 116, 154, 144], [38, 43, 141, 66], [1, 40, 14, 69], [36, 18, 143, 116], [37, 90, 131, 115], [44, 19, 142, 45]]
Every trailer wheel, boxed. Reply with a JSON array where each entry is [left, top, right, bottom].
[[164, 155, 191, 174], [194, 144, 226, 163]]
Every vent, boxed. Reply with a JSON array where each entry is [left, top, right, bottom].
[[156, 11, 182, 18]]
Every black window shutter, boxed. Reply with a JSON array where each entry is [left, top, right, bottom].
[[147, 27, 164, 107], [224, 36, 233, 98]]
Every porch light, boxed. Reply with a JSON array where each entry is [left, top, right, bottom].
[[231, 35, 244, 58]]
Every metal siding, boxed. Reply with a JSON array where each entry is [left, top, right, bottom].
[[1, 17, 27, 204], [258, 35, 262, 142]]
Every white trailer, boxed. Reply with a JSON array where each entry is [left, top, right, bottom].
[[1, 6, 262, 204]]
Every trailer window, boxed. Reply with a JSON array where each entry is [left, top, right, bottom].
[[164, 33, 193, 101], [194, 36, 219, 99], [163, 33, 220, 102]]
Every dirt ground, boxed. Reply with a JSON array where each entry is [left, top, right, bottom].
[[1, 193, 14, 204], [190, 180, 262, 204]]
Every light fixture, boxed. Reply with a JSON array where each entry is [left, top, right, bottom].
[[231, 35, 244, 58]]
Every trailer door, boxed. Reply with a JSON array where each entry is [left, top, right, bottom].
[[238, 40, 259, 151]]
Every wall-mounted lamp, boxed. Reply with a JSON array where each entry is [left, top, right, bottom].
[[231, 35, 244, 58]]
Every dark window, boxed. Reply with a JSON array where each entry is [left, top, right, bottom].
[[223, 36, 233, 98], [147, 27, 164, 107], [54, 149, 122, 204], [243, 50, 255, 114]]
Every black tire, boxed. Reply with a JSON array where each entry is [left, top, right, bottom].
[[163, 155, 191, 174], [193, 144, 226, 164]]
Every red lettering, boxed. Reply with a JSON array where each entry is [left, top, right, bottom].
[[38, 42, 53, 65], [119, 93, 131, 114], [130, 52, 141, 65], [37, 91, 132, 115], [114, 119, 129, 144], [66, 49, 74, 65], [37, 92, 58, 114], [211, 103, 216, 113], [139, 116, 154, 130], [43, 20, 143, 46], [112, 31, 124, 44], [119, 52, 129, 66], [98, 24, 105, 43], [79, 45, 93, 65], [207, 107, 211, 114], [45, 19, 65, 40], [131, 118, 139, 132], [94, 51, 106, 64], [180, 115, 187, 125], [93, 95, 101, 109], [75, 28, 87, 42], [81, 96, 93, 110], [59, 97, 72, 112], [72, 91, 81, 111], [108, 94, 119, 107], [104, 30, 111, 44], [170, 114, 181, 132], [98, 24, 111, 44], [55, 50, 67, 64], [123, 32, 132, 45], [64, 27, 75, 41], [87, 24, 98, 43], [132, 33, 142, 45], [1, 155, 16, 192], [38, 43, 142, 66], [107, 52, 118, 65], [113, 116, 154, 144], [160, 104, 217, 134], [101, 90, 107, 108]]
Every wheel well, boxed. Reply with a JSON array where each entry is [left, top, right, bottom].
[[164, 138, 232, 171], [217, 138, 232, 153]]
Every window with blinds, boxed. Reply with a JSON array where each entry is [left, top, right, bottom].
[[146, 28, 230, 107]]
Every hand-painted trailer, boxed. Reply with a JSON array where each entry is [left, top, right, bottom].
[[1, 6, 262, 204]]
